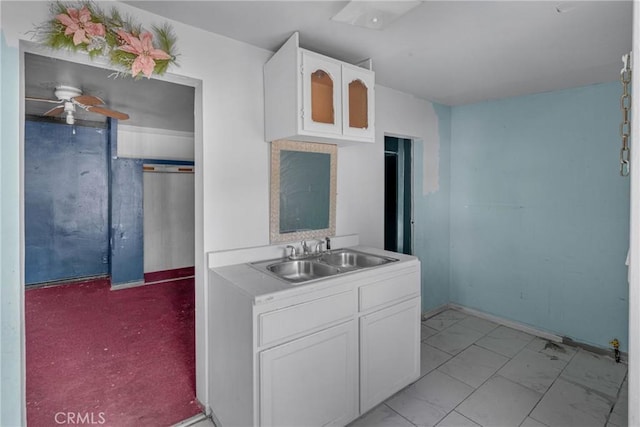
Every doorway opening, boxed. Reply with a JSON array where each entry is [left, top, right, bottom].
[[22, 49, 203, 426], [384, 136, 413, 255]]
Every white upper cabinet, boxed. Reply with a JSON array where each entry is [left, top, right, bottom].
[[264, 32, 375, 145]]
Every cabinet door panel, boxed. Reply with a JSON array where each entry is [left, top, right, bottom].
[[360, 297, 421, 413], [260, 321, 358, 427], [301, 51, 342, 135], [342, 65, 375, 140]]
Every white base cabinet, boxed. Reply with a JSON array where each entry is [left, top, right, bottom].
[[260, 321, 358, 427], [360, 297, 421, 413], [208, 250, 420, 427]]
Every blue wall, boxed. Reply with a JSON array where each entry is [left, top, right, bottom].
[[25, 121, 110, 285], [414, 104, 452, 312], [108, 120, 145, 286], [449, 82, 629, 350]]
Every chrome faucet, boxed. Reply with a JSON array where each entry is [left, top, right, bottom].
[[286, 244, 300, 260]]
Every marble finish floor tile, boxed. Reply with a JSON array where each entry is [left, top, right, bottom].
[[525, 337, 577, 362], [352, 308, 629, 427], [498, 348, 567, 393], [348, 404, 414, 427], [385, 369, 473, 427], [425, 323, 485, 355], [560, 349, 627, 401], [435, 411, 480, 427], [438, 344, 509, 388], [520, 416, 549, 427], [424, 309, 467, 331], [475, 325, 535, 357], [421, 324, 439, 341], [420, 342, 452, 377], [455, 315, 499, 334], [456, 376, 542, 427], [529, 377, 612, 427]]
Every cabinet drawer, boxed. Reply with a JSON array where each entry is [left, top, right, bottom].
[[259, 290, 354, 347], [359, 268, 419, 312]]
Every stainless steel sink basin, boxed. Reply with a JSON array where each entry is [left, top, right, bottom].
[[266, 260, 340, 283], [251, 248, 399, 284], [320, 249, 397, 268]]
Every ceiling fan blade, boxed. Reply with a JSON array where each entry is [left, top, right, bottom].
[[73, 95, 104, 106], [87, 106, 130, 120], [44, 106, 65, 117], [26, 97, 63, 104]]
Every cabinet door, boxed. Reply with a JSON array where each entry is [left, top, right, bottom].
[[342, 65, 375, 141], [360, 297, 421, 413], [259, 321, 358, 427], [301, 51, 343, 135]]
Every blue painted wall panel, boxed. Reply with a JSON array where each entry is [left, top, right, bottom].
[[24, 121, 109, 285], [109, 120, 144, 285], [449, 82, 629, 350]]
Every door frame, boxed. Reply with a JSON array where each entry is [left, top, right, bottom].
[[18, 40, 207, 418], [383, 134, 415, 255], [627, 2, 639, 424]]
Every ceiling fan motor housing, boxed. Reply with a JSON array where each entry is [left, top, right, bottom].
[[54, 85, 82, 101]]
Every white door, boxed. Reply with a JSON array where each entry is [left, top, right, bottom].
[[301, 51, 343, 135], [259, 321, 358, 427], [360, 297, 421, 413], [342, 64, 375, 141]]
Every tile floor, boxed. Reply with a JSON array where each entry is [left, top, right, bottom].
[[350, 309, 629, 427]]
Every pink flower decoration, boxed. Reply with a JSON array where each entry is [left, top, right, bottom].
[[117, 30, 171, 78], [56, 6, 105, 46]]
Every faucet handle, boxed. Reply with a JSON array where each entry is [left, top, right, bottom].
[[286, 245, 297, 259]]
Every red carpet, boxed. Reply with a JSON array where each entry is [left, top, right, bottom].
[[26, 277, 202, 427]]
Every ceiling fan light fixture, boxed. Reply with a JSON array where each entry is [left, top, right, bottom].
[[331, 1, 422, 30], [65, 111, 75, 125]]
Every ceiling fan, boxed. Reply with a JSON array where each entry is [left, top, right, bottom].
[[26, 85, 130, 125]]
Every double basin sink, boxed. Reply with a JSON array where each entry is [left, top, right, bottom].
[[251, 248, 398, 284]]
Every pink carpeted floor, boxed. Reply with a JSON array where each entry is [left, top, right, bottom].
[[26, 277, 202, 427]]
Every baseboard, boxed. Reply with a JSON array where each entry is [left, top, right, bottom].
[[110, 280, 146, 291], [421, 304, 449, 321], [447, 303, 563, 343], [171, 412, 208, 427], [144, 266, 195, 284], [26, 274, 109, 289]]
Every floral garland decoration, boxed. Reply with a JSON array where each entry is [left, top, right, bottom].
[[34, 1, 178, 78]]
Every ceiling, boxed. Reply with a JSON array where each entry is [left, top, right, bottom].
[[24, 53, 195, 132], [125, 0, 632, 106], [25, 1, 632, 131]]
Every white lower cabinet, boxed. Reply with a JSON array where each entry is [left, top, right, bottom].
[[208, 255, 421, 427], [259, 320, 358, 427], [359, 297, 421, 413]]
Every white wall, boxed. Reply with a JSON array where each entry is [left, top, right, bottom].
[[1, 1, 443, 421], [118, 125, 195, 161], [337, 86, 442, 249], [143, 170, 195, 273]]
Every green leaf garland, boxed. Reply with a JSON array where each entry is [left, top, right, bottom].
[[33, 1, 179, 78]]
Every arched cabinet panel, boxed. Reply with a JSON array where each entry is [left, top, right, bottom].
[[342, 65, 375, 140], [302, 53, 342, 135]]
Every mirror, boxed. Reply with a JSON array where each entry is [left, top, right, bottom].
[[270, 139, 337, 243]]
